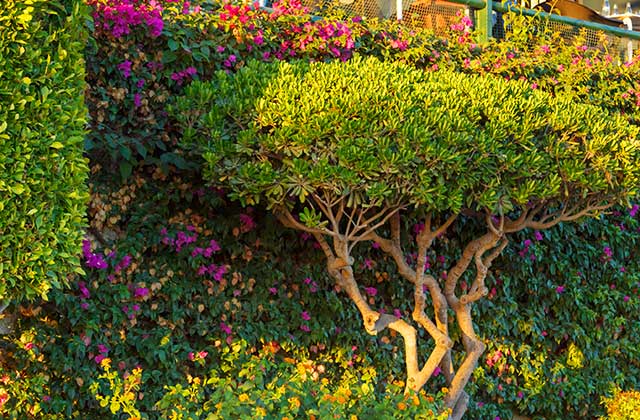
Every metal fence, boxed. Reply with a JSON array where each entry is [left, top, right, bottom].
[[299, 0, 640, 61]]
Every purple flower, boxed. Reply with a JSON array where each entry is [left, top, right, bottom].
[[97, 344, 109, 354], [136, 79, 145, 89], [80, 302, 89, 310], [630, 204, 639, 217], [364, 287, 377, 297], [604, 246, 613, 257], [556, 285, 565, 294], [118, 60, 132, 78], [134, 287, 149, 298], [78, 281, 90, 299], [517, 391, 524, 399], [134, 93, 142, 108], [432, 366, 442, 377], [534, 231, 543, 241], [624, 295, 630, 302], [300, 325, 311, 332], [94, 354, 106, 364], [269, 287, 278, 295], [220, 322, 232, 335], [301, 311, 311, 321]]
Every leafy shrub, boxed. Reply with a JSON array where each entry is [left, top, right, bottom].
[[0, 0, 89, 302], [600, 388, 640, 420]]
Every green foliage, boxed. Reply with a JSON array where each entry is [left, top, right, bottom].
[[0, 0, 89, 301], [180, 56, 640, 218]]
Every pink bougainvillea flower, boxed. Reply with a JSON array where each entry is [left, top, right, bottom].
[[220, 322, 232, 335], [118, 60, 132, 78]]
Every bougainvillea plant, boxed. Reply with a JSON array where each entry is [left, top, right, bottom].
[[175, 57, 640, 418]]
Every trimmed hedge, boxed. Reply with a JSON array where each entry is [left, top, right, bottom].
[[0, 0, 89, 301]]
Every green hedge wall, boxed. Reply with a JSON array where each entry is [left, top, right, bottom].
[[0, 0, 89, 302]]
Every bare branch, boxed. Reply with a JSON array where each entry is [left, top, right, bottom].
[[274, 207, 339, 238], [349, 205, 405, 247], [311, 193, 338, 232]]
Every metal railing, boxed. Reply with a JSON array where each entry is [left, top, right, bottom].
[[299, 0, 640, 60]]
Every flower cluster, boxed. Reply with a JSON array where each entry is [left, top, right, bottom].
[[82, 239, 108, 270], [88, 0, 167, 38]]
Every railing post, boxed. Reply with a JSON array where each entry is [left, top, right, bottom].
[[396, 0, 403, 21], [475, 0, 492, 43]]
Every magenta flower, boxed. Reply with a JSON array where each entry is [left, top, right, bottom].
[[239, 213, 256, 231], [555, 285, 565, 294], [94, 354, 106, 364], [97, 344, 109, 354], [300, 325, 311, 332], [134, 93, 142, 108], [432, 366, 442, 377], [220, 322, 232, 335], [134, 287, 149, 298], [364, 287, 377, 297], [269, 287, 278, 295], [534, 231, 543, 241], [301, 311, 311, 321], [118, 60, 132, 78], [630, 204, 639, 217], [78, 281, 90, 299], [604, 246, 612, 257], [624, 295, 630, 302]]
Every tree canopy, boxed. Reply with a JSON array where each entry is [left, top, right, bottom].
[[175, 56, 640, 419]]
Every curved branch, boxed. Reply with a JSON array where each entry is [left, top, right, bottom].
[[349, 205, 405, 248], [274, 207, 339, 238]]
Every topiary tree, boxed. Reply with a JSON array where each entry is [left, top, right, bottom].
[[174, 56, 640, 419]]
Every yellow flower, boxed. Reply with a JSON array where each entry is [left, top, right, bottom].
[[100, 358, 112, 368], [350, 415, 358, 420], [255, 407, 266, 417], [288, 396, 301, 409], [412, 395, 420, 406], [441, 387, 449, 394], [239, 393, 250, 402]]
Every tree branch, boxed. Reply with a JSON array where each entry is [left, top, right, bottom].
[[274, 207, 339, 238]]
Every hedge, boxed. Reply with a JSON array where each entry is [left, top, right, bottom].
[[0, 0, 89, 302]]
